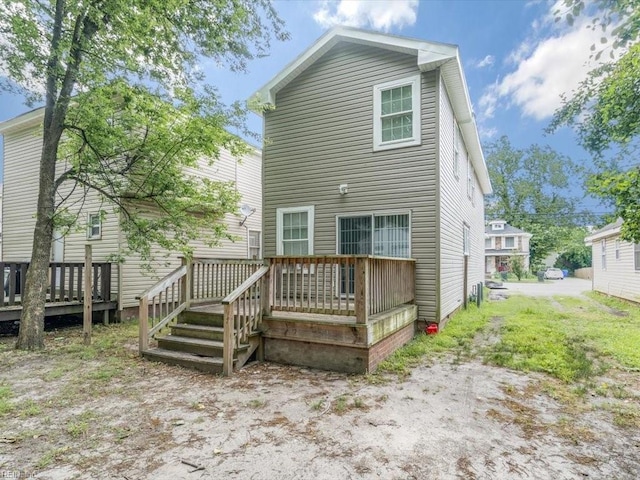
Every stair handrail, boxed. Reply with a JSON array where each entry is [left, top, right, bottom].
[[138, 264, 189, 353], [220, 265, 270, 376]]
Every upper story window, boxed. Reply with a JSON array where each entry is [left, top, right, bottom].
[[485, 237, 493, 249], [453, 121, 461, 179], [601, 239, 607, 270], [373, 75, 421, 151], [463, 223, 470, 256], [87, 213, 102, 240], [276, 206, 314, 256], [504, 236, 515, 249], [491, 222, 505, 231]]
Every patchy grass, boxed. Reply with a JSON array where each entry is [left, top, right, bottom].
[[0, 382, 13, 415], [377, 304, 489, 375]]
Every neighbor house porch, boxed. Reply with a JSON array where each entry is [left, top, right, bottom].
[[138, 256, 417, 375]]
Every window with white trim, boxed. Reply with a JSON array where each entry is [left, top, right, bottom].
[[453, 121, 461, 179], [601, 239, 606, 270], [276, 206, 314, 255], [87, 213, 102, 240], [634, 243, 640, 271], [248, 230, 261, 259], [615, 239, 620, 260], [504, 236, 515, 249], [463, 223, 470, 256], [485, 237, 492, 249], [373, 75, 421, 151]]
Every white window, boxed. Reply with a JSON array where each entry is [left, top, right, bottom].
[[87, 213, 102, 240], [504, 236, 515, 249], [485, 237, 492, 249], [248, 230, 261, 259], [453, 121, 461, 179], [601, 239, 606, 270], [634, 243, 640, 271], [615, 239, 620, 260], [373, 75, 421, 151], [276, 206, 314, 255], [491, 223, 504, 231], [463, 224, 470, 256]]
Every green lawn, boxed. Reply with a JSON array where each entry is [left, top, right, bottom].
[[380, 291, 640, 382]]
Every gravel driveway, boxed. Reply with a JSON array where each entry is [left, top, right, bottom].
[[501, 277, 592, 297]]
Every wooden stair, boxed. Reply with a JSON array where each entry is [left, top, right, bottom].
[[141, 305, 260, 374]]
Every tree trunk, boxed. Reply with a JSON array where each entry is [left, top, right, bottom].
[[15, 128, 61, 350]]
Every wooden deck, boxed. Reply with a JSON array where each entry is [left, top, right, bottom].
[[189, 302, 358, 325], [0, 260, 116, 323]]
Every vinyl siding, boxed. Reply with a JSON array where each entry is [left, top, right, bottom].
[[2, 122, 262, 309], [592, 235, 640, 303], [438, 76, 486, 320], [118, 148, 262, 308], [263, 42, 438, 322], [3, 127, 43, 261]]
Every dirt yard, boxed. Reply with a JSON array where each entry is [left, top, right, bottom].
[[1, 293, 639, 479]]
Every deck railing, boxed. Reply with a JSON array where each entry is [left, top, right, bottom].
[[0, 261, 112, 307], [221, 265, 270, 375], [268, 256, 416, 323], [191, 258, 264, 304], [138, 255, 416, 373], [138, 258, 265, 352]]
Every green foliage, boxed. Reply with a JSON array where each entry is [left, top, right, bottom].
[[554, 227, 593, 270], [484, 136, 589, 266], [549, 1, 640, 242], [508, 255, 526, 281]]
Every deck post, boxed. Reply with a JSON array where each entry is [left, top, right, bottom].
[[182, 257, 192, 309], [83, 245, 92, 345], [261, 262, 272, 317], [139, 296, 149, 353], [223, 303, 234, 376], [355, 256, 370, 324]]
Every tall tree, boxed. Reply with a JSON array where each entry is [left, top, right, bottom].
[[548, 0, 640, 241], [485, 136, 588, 267], [0, 0, 287, 349]]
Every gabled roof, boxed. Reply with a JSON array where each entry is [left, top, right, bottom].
[[251, 26, 492, 194], [584, 218, 623, 244], [485, 222, 532, 236]]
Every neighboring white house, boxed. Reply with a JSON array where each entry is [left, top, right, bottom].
[[484, 220, 532, 275], [585, 218, 640, 303], [0, 108, 262, 318], [253, 27, 492, 325]]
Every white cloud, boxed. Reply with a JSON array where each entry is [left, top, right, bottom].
[[478, 125, 498, 140], [313, 0, 419, 32], [480, 8, 615, 122], [475, 55, 495, 69]]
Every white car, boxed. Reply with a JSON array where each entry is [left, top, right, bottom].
[[544, 268, 564, 280]]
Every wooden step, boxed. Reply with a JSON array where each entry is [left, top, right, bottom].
[[141, 348, 225, 374], [179, 309, 224, 327], [156, 335, 249, 358], [171, 323, 224, 341]]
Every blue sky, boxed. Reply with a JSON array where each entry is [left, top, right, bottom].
[[0, 0, 609, 214]]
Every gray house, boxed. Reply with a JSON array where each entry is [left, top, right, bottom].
[[253, 27, 492, 328]]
